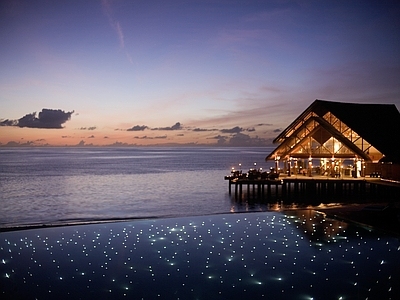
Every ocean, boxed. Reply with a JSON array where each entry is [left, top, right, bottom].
[[0, 147, 275, 228], [2, 147, 400, 299]]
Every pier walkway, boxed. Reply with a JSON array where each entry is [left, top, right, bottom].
[[226, 174, 400, 202]]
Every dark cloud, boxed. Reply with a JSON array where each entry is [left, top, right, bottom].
[[80, 126, 97, 130], [106, 141, 132, 147], [1, 140, 35, 147], [127, 125, 148, 131], [257, 123, 273, 126], [4, 141, 21, 147], [273, 128, 281, 133], [88, 135, 95, 138], [220, 126, 243, 134], [0, 119, 17, 126], [176, 133, 184, 136], [207, 134, 228, 140], [193, 128, 208, 132], [206, 133, 270, 146], [246, 127, 255, 132], [133, 135, 168, 139], [228, 133, 251, 146], [227, 133, 269, 146], [2, 109, 74, 129], [207, 135, 228, 145], [19, 109, 74, 129], [192, 128, 217, 132], [153, 122, 182, 131]]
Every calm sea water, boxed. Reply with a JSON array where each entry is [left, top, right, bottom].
[[0, 147, 275, 228], [2, 147, 400, 299]]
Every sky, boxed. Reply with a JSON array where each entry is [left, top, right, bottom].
[[1, 0, 399, 147]]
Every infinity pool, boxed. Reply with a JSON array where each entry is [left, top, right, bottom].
[[1, 210, 399, 299]]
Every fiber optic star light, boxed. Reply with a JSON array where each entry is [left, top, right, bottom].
[[1, 211, 399, 299]]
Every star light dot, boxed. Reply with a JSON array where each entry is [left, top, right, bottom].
[[0, 211, 399, 298]]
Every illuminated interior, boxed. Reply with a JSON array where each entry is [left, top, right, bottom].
[[265, 100, 396, 177]]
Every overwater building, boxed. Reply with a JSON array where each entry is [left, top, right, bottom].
[[266, 99, 400, 181]]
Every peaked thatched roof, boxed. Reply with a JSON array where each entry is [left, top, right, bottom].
[[270, 99, 400, 162]]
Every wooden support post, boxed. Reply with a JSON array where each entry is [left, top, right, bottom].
[[267, 183, 271, 198], [235, 183, 238, 199], [282, 181, 287, 198]]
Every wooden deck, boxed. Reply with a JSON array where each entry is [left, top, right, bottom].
[[226, 175, 400, 202]]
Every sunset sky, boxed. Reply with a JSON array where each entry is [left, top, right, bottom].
[[1, 0, 399, 147]]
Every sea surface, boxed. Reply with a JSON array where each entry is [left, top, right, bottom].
[[0, 147, 275, 228], [2, 147, 400, 299]]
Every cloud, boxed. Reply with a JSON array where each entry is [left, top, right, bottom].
[[102, 0, 124, 46], [106, 141, 133, 147], [134, 135, 168, 139], [227, 133, 251, 146], [152, 122, 183, 131], [115, 21, 125, 48], [206, 133, 271, 146], [88, 135, 95, 138], [2, 141, 34, 147], [227, 133, 270, 146], [207, 135, 228, 145], [192, 128, 218, 132], [0, 119, 17, 126], [19, 109, 74, 129], [1, 109, 74, 129], [220, 126, 243, 134], [101, 0, 133, 64], [127, 125, 149, 131], [80, 126, 97, 130], [208, 134, 228, 139]]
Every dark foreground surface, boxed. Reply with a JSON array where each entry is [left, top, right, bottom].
[[317, 203, 400, 236], [1, 211, 400, 299]]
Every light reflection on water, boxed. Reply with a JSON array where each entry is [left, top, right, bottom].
[[1, 211, 399, 299]]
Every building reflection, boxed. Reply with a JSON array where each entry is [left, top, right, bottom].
[[284, 209, 349, 244]]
